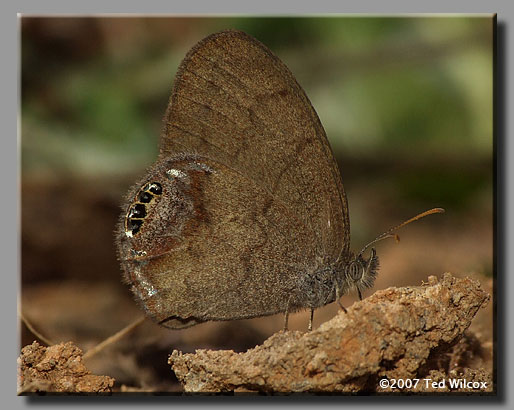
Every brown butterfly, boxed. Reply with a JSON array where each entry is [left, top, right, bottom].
[[116, 30, 443, 331]]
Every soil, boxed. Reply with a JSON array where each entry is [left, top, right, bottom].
[[19, 173, 494, 394]]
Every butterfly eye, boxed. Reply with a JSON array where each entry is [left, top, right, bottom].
[[347, 262, 362, 281]]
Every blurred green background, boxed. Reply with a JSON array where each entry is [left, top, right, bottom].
[[20, 16, 493, 389], [21, 17, 492, 179]]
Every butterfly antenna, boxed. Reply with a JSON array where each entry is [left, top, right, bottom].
[[358, 208, 445, 256]]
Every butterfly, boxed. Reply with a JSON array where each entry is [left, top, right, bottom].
[[116, 29, 443, 331]]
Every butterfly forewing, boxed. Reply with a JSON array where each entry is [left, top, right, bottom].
[[162, 30, 349, 262]]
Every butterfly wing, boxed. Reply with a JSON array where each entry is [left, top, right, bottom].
[[163, 30, 349, 262], [118, 30, 349, 328]]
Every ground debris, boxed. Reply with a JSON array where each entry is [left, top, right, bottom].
[[169, 273, 491, 393], [18, 341, 114, 394]]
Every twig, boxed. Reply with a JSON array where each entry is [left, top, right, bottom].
[[83, 315, 146, 360], [19, 310, 54, 346]]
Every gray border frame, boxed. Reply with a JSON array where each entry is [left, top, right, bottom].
[[8, 0, 512, 408]]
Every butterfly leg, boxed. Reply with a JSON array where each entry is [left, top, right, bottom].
[[357, 288, 363, 301], [336, 286, 348, 313], [283, 297, 291, 331], [308, 308, 314, 331]]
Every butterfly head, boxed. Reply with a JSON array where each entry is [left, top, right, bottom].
[[341, 248, 379, 298], [337, 207, 445, 302]]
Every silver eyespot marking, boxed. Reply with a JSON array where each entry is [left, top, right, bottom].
[[192, 161, 215, 174], [131, 249, 147, 257], [166, 168, 188, 179]]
